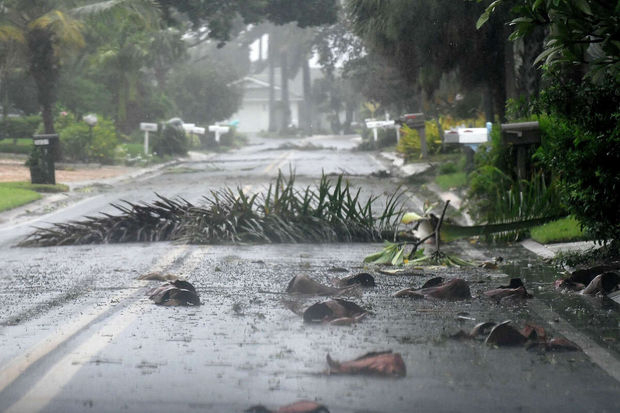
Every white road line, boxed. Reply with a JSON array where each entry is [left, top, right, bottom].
[[0, 245, 188, 395], [3, 244, 210, 413], [529, 299, 620, 383]]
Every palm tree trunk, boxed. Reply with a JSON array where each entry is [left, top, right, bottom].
[[301, 58, 312, 136], [268, 32, 276, 132], [28, 28, 60, 160], [280, 50, 290, 133]]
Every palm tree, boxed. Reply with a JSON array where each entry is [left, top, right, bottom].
[[0, 0, 158, 159]]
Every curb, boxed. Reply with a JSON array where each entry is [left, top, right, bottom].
[[0, 157, 186, 226]]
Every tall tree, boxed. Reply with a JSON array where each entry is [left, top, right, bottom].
[[0, 0, 158, 158], [345, 0, 511, 121]]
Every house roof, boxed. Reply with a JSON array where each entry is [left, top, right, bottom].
[[233, 66, 325, 102]]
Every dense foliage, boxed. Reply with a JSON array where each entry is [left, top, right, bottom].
[[534, 77, 620, 242], [0, 115, 41, 140]]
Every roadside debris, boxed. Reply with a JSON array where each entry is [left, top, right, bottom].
[[147, 280, 201, 306], [483, 278, 532, 302], [478, 257, 504, 269], [245, 401, 329, 413], [555, 263, 620, 295], [394, 278, 471, 300], [286, 275, 344, 296], [326, 351, 406, 377], [333, 272, 376, 287], [451, 320, 581, 352], [138, 271, 181, 281], [301, 299, 367, 324]]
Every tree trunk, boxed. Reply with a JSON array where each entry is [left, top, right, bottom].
[[280, 50, 290, 133], [268, 35, 276, 132], [301, 58, 312, 136], [28, 28, 60, 160]]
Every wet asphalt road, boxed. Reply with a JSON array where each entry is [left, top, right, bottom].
[[1, 135, 619, 413]]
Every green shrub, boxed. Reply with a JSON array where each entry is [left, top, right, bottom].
[[396, 123, 442, 160], [152, 118, 188, 156], [438, 162, 458, 174], [0, 138, 33, 154], [0, 115, 41, 140], [59, 116, 119, 163], [466, 166, 564, 228], [534, 76, 620, 242]]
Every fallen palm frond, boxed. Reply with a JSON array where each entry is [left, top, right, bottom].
[[19, 171, 405, 247]]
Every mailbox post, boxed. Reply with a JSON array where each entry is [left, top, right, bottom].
[[400, 113, 427, 159], [140, 122, 158, 154], [208, 124, 230, 143], [501, 121, 541, 180], [365, 119, 395, 144], [29, 134, 58, 184]]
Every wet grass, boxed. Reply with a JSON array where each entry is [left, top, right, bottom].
[[530, 216, 588, 244], [0, 181, 68, 212], [435, 172, 467, 190], [0, 186, 41, 212], [0, 181, 69, 193]]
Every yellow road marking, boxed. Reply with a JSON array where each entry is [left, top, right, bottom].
[[263, 150, 292, 174], [4, 245, 210, 413], [0, 245, 188, 395]]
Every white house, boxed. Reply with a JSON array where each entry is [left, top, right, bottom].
[[230, 71, 304, 133]]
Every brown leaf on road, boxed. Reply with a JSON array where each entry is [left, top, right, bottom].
[[547, 337, 582, 352], [147, 280, 200, 306], [334, 272, 376, 287], [394, 278, 471, 300], [245, 401, 329, 413], [485, 321, 527, 346], [302, 299, 367, 323], [580, 272, 620, 295], [286, 275, 355, 296], [326, 351, 406, 377]]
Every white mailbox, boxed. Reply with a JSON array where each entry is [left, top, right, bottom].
[[192, 127, 205, 135], [456, 128, 488, 144], [365, 120, 395, 129], [208, 125, 230, 143], [140, 122, 157, 132], [182, 123, 196, 132], [443, 128, 489, 144]]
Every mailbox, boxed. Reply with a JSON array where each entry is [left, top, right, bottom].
[[500, 121, 541, 180], [29, 134, 58, 184], [456, 128, 488, 144], [209, 125, 230, 143], [501, 121, 540, 145], [401, 113, 425, 128]]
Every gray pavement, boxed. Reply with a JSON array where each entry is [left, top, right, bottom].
[[0, 136, 618, 413]]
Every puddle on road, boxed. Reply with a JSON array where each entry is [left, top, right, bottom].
[[490, 247, 620, 358]]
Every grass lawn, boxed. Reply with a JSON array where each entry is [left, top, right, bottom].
[[121, 142, 146, 157], [0, 187, 41, 212], [0, 182, 69, 212], [530, 216, 589, 244], [435, 172, 468, 190]]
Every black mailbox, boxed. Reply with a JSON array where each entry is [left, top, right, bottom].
[[29, 134, 58, 185], [501, 121, 541, 180]]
